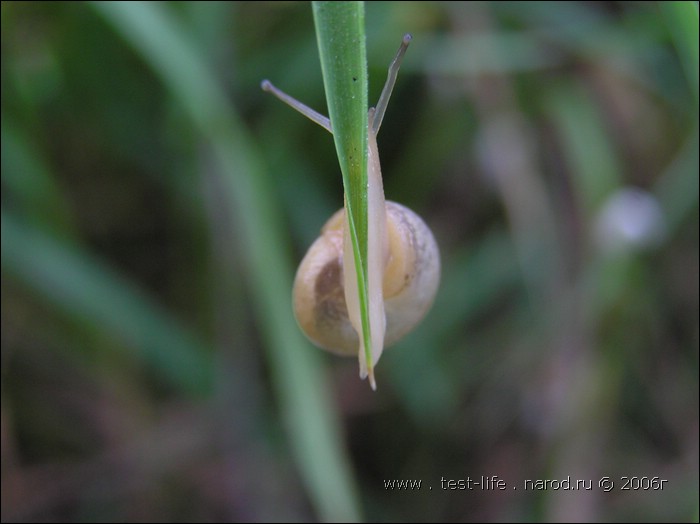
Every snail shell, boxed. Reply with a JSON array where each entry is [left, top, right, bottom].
[[264, 34, 438, 387], [293, 201, 440, 355]]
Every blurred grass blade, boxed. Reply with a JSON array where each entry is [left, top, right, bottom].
[[312, 1, 376, 385], [90, 2, 361, 521], [659, 1, 699, 106], [1, 211, 213, 393], [2, 119, 76, 239]]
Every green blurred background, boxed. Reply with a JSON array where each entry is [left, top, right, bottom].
[[2, 1, 698, 522]]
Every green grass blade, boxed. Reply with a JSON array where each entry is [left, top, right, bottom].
[[90, 2, 361, 520], [1, 119, 76, 240], [1, 211, 214, 394], [660, 1, 699, 105], [312, 1, 375, 383]]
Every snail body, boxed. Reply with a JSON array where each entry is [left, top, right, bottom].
[[263, 34, 439, 388]]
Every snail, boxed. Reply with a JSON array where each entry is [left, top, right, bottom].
[[262, 34, 440, 389]]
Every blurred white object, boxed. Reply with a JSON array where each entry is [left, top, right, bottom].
[[595, 187, 666, 254]]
